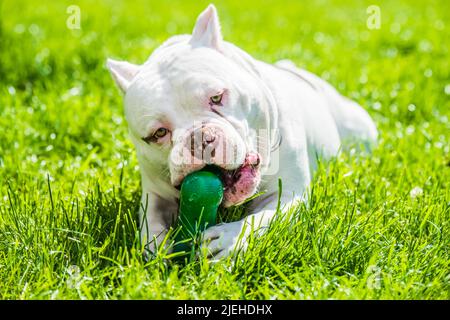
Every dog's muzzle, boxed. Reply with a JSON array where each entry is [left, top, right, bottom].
[[169, 122, 261, 206]]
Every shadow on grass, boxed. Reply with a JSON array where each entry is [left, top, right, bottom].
[[0, 178, 142, 271]]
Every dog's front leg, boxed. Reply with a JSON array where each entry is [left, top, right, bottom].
[[139, 191, 177, 256], [201, 193, 302, 259]]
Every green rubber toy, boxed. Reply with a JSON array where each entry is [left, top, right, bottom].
[[173, 169, 223, 258]]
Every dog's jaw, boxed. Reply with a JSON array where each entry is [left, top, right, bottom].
[[170, 152, 261, 208], [221, 152, 261, 207]]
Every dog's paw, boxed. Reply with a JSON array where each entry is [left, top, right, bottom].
[[200, 220, 249, 260]]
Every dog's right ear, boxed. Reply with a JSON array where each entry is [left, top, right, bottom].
[[190, 4, 223, 50], [106, 58, 141, 93]]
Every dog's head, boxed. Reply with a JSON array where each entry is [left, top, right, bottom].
[[107, 5, 275, 207]]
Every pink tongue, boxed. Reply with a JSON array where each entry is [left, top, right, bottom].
[[221, 153, 261, 207], [245, 152, 260, 166], [238, 165, 254, 178], [222, 153, 258, 188], [222, 165, 257, 206]]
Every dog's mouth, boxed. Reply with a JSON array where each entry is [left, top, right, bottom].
[[174, 152, 261, 207]]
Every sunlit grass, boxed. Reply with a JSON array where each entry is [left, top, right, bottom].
[[0, 0, 449, 299]]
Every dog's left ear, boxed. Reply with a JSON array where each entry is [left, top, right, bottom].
[[106, 58, 141, 93], [189, 4, 223, 50]]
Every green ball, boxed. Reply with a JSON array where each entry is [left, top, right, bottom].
[[173, 169, 223, 256]]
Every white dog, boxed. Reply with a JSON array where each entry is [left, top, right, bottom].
[[107, 4, 377, 259]]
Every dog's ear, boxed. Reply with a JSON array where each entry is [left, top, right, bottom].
[[106, 58, 141, 93], [190, 4, 223, 50]]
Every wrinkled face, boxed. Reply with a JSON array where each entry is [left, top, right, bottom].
[[108, 6, 272, 206], [126, 44, 266, 207]]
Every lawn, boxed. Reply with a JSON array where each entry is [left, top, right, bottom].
[[0, 0, 449, 299]]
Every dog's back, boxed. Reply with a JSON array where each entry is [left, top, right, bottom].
[[274, 59, 378, 150]]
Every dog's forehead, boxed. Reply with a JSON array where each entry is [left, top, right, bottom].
[[125, 46, 235, 113], [123, 39, 262, 138], [146, 45, 234, 85]]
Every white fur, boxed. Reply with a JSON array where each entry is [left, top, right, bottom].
[[107, 5, 377, 258]]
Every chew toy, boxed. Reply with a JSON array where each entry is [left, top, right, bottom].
[[173, 168, 223, 257]]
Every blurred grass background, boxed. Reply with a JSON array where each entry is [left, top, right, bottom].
[[0, 0, 449, 299]]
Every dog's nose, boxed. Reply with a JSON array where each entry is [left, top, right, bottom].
[[188, 126, 219, 158], [203, 132, 216, 145], [201, 130, 217, 161]]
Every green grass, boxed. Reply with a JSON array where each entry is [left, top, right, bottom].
[[0, 0, 449, 299]]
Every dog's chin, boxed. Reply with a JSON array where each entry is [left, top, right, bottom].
[[173, 152, 261, 207]]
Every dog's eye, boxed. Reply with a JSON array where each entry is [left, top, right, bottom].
[[142, 127, 170, 144], [153, 127, 168, 139], [210, 94, 223, 105]]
